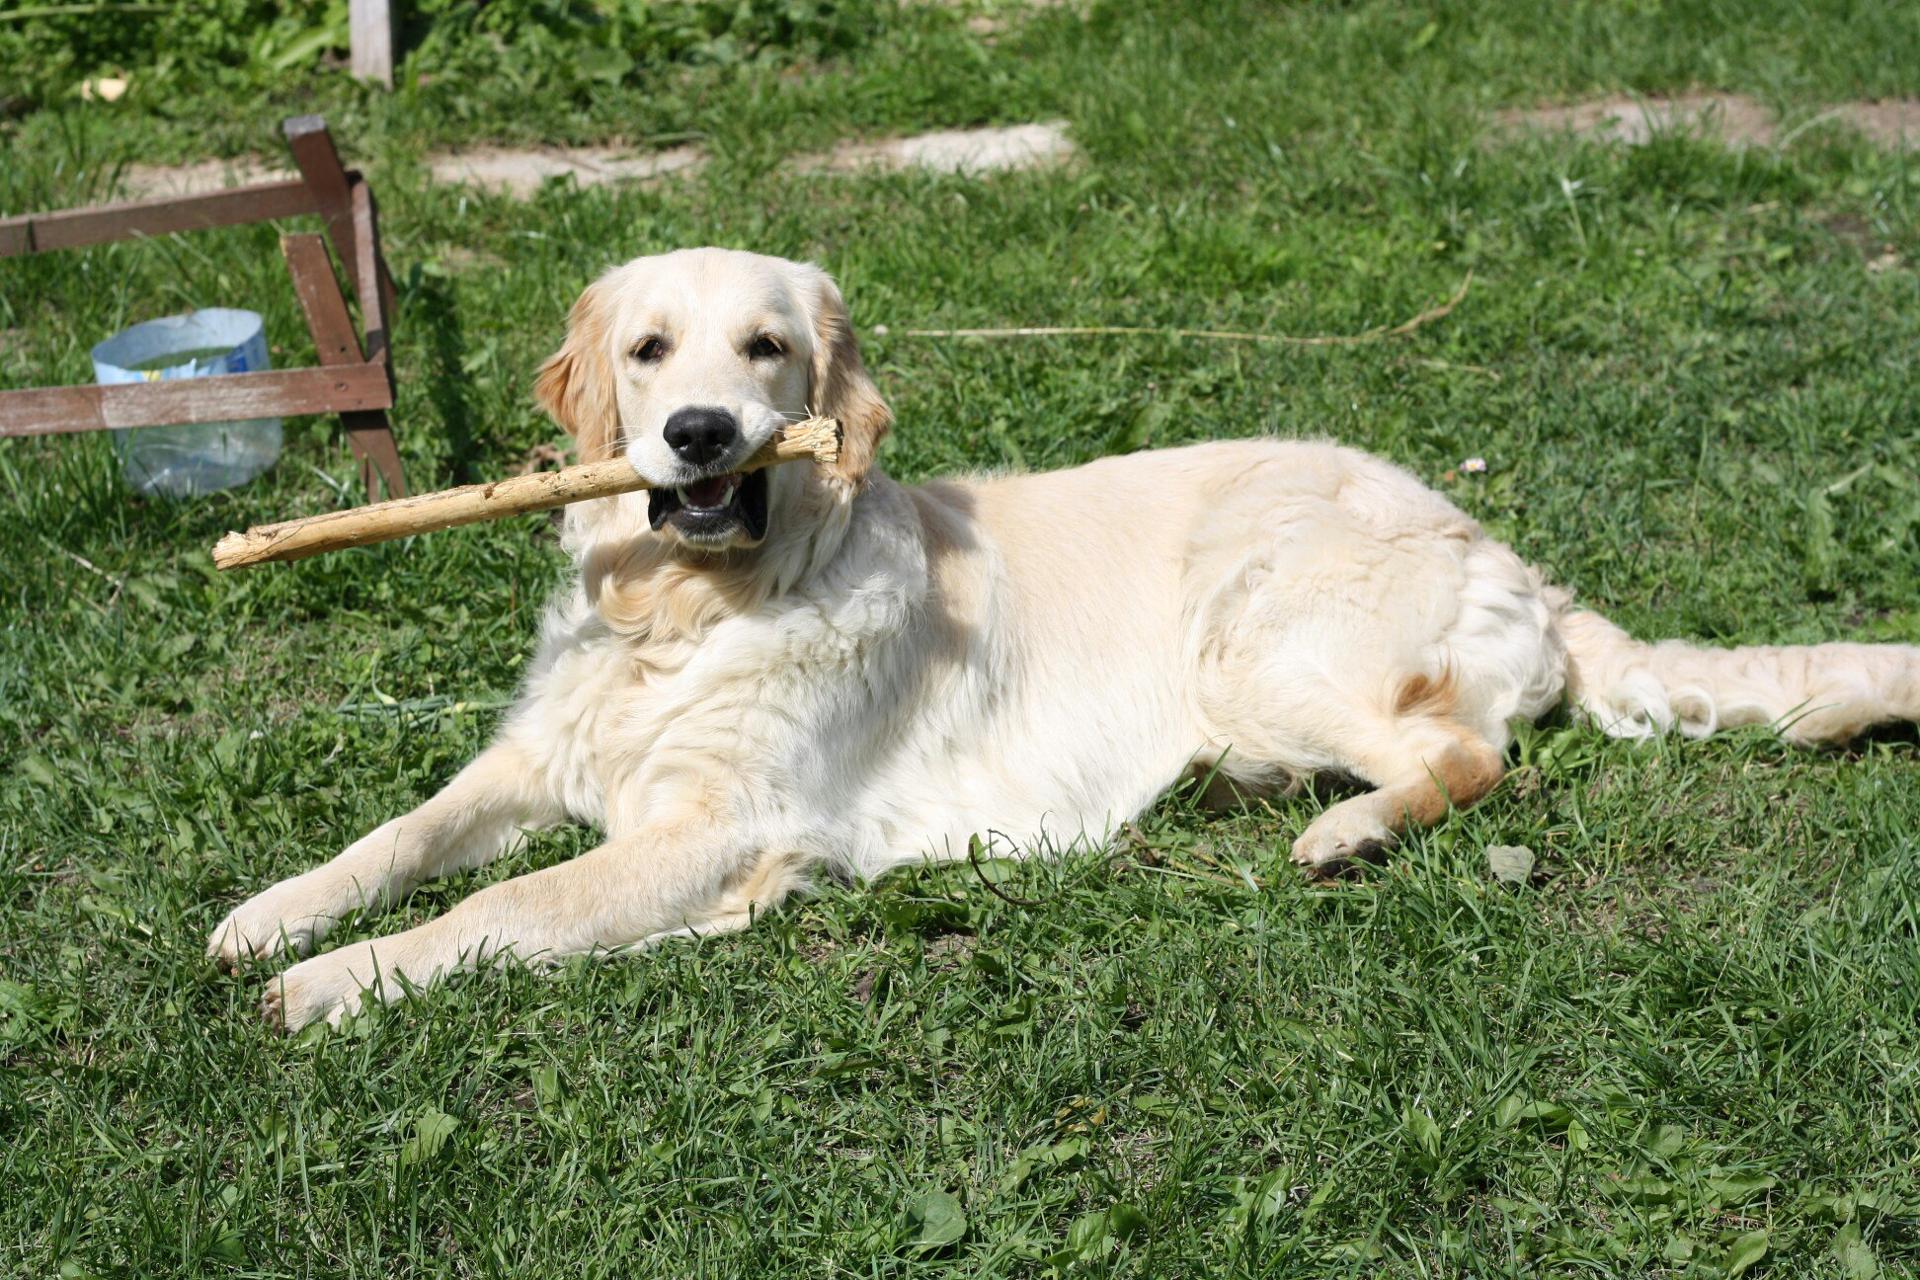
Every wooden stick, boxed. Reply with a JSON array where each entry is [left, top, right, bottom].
[[212, 417, 842, 570]]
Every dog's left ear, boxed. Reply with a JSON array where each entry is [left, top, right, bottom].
[[805, 268, 892, 491]]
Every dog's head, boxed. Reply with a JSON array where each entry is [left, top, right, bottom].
[[534, 248, 891, 553]]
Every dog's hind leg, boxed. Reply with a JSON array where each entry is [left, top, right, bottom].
[[1288, 709, 1507, 872], [208, 740, 564, 969], [1197, 650, 1510, 872], [1190, 534, 1549, 874]]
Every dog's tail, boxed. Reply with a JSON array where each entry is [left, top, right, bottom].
[[1550, 592, 1920, 745]]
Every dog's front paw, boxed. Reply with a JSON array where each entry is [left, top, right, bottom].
[[260, 946, 384, 1033], [1290, 805, 1395, 875], [207, 873, 342, 971]]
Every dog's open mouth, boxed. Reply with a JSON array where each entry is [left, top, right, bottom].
[[648, 467, 770, 544]]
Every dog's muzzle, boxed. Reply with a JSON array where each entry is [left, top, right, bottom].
[[648, 467, 770, 544]]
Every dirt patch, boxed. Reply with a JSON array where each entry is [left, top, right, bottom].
[[430, 122, 1077, 195], [108, 122, 1076, 202], [1817, 212, 1902, 270], [1842, 99, 1920, 146], [798, 121, 1076, 175], [118, 157, 295, 198], [1821, 212, 1879, 253], [426, 144, 706, 196], [922, 932, 977, 971], [1497, 93, 1780, 146], [1498, 93, 1920, 149], [920, 0, 1086, 37]]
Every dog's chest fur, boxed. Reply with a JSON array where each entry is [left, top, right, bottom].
[[508, 482, 944, 848]]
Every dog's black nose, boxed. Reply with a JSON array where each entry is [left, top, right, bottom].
[[663, 407, 738, 466]]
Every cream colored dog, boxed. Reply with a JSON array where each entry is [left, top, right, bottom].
[[210, 248, 1920, 1031]]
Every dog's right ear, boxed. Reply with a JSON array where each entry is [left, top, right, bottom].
[[534, 278, 620, 462]]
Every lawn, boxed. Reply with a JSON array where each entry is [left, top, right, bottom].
[[4, 1, 1920, 1275]]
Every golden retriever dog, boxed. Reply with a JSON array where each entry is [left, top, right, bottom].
[[209, 248, 1920, 1030]]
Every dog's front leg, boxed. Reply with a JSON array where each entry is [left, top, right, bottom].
[[259, 819, 764, 1031], [208, 740, 562, 969]]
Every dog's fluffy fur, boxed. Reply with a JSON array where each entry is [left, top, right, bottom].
[[210, 248, 1920, 1031]]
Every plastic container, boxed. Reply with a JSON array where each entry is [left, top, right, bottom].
[[90, 309, 283, 498]]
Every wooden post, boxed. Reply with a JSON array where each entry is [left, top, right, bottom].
[[282, 233, 408, 498], [350, 0, 394, 89], [348, 179, 392, 368], [283, 116, 362, 291]]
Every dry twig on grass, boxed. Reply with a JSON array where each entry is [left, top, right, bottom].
[[885, 272, 1473, 346]]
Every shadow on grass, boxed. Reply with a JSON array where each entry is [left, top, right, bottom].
[[408, 272, 480, 485]]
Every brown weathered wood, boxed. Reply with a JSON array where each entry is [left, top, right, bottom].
[[280, 232, 407, 498], [346, 178, 404, 496], [283, 116, 361, 289], [281, 234, 362, 364], [212, 418, 844, 569], [350, 0, 394, 89], [0, 365, 393, 438], [0, 180, 321, 258], [3, 116, 413, 498], [349, 176, 397, 337], [349, 180, 390, 368]]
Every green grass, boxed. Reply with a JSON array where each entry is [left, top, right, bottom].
[[4, 1, 1920, 1275]]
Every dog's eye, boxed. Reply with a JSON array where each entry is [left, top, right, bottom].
[[747, 334, 784, 360], [631, 337, 667, 363]]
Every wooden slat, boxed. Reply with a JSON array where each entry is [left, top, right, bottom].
[[282, 233, 363, 363], [283, 116, 361, 289], [282, 232, 408, 497], [0, 365, 393, 438], [349, 179, 390, 368], [0, 180, 321, 258], [345, 179, 405, 495]]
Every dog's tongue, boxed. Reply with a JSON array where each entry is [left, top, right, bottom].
[[685, 475, 735, 508]]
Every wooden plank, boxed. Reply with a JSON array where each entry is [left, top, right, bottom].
[[350, 0, 395, 89], [282, 233, 364, 364], [0, 365, 393, 438], [0, 180, 321, 258], [349, 179, 391, 367], [283, 116, 361, 288], [345, 180, 406, 494], [281, 232, 408, 497]]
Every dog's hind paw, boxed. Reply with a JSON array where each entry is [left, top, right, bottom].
[[1290, 806, 1395, 875]]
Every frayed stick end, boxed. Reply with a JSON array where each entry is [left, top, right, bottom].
[[773, 416, 842, 467]]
